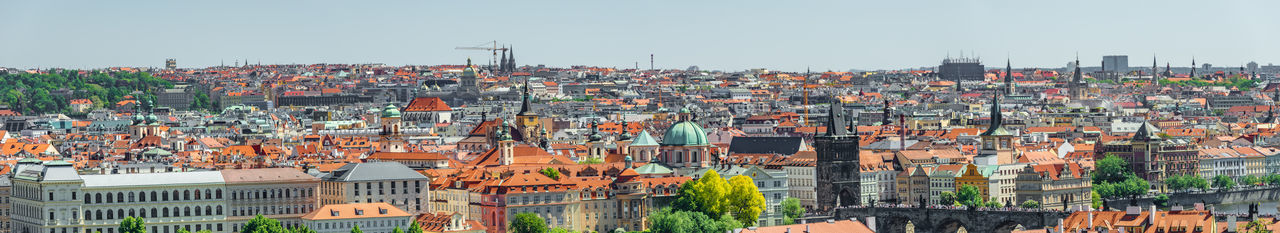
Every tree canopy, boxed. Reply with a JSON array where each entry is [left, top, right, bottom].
[[1212, 175, 1236, 191], [781, 197, 804, 225], [648, 207, 742, 233], [119, 217, 146, 233], [241, 215, 317, 233], [510, 212, 547, 233], [0, 70, 205, 114], [672, 170, 766, 226]]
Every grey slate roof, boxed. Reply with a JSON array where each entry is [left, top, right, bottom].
[[81, 171, 225, 187], [323, 162, 427, 182], [728, 137, 804, 155]]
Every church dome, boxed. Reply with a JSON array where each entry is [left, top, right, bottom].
[[381, 104, 401, 118], [133, 113, 145, 125], [661, 121, 708, 146], [146, 113, 159, 124]]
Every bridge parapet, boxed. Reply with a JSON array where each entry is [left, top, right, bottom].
[[827, 206, 1072, 233]]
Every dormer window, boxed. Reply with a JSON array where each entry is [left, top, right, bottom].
[[330, 210, 339, 216], [354, 209, 364, 215], [378, 208, 387, 215]]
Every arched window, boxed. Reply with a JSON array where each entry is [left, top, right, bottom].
[[117, 192, 124, 202], [184, 207, 191, 217], [105, 193, 113, 203], [216, 206, 223, 215], [138, 192, 146, 202], [163, 207, 170, 217], [107, 210, 114, 219], [139, 208, 146, 218], [84, 210, 92, 220], [118, 209, 124, 219], [205, 189, 212, 199], [205, 206, 212, 216], [129, 209, 135, 217], [184, 190, 191, 200], [171, 190, 179, 201], [128, 193, 135, 202], [151, 191, 157, 201], [194, 190, 201, 200], [194, 206, 201, 216], [96, 210, 102, 220], [162, 192, 169, 201], [151, 208, 157, 218], [216, 189, 222, 199], [84, 194, 91, 204]]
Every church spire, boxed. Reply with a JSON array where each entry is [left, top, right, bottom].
[[499, 47, 508, 72], [1004, 58, 1014, 95], [981, 94, 1010, 136], [518, 78, 533, 116], [507, 47, 515, 72]]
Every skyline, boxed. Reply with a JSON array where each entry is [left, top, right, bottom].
[[2, 0, 1278, 72]]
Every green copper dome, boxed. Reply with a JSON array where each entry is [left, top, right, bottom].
[[381, 104, 401, 118], [661, 121, 708, 146], [146, 113, 159, 124]]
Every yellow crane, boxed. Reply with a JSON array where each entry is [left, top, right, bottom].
[[454, 41, 509, 69]]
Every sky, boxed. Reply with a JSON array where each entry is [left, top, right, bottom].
[[2, 0, 1278, 72]]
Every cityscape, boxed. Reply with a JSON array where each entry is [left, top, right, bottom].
[[4, 1, 1280, 233]]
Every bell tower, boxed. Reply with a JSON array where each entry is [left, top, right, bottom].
[[815, 100, 862, 210]]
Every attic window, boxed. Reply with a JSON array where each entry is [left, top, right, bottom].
[[330, 210, 339, 216], [378, 208, 388, 215], [355, 209, 364, 215]]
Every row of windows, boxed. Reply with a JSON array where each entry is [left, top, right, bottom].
[[230, 188, 312, 200], [85, 189, 223, 204], [84, 205, 223, 220]]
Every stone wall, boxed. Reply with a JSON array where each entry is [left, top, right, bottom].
[[1102, 187, 1280, 210]]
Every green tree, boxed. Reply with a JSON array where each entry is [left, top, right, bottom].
[[1094, 154, 1131, 184], [1243, 218, 1273, 233], [1190, 175, 1210, 192], [1165, 175, 1188, 192], [510, 212, 548, 233], [119, 217, 146, 233], [239, 215, 315, 233], [1091, 191, 1103, 209], [578, 157, 604, 164], [648, 208, 742, 233], [392, 226, 402, 233], [955, 185, 985, 208], [1242, 175, 1262, 186], [939, 191, 957, 206], [407, 221, 423, 233], [1154, 194, 1169, 207], [726, 175, 766, 226], [1213, 175, 1236, 191], [350, 224, 362, 233], [781, 197, 804, 225], [547, 228, 571, 233], [540, 167, 561, 180], [1267, 174, 1280, 186], [1020, 200, 1040, 209]]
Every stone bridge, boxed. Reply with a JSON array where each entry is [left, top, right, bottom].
[[830, 207, 1072, 233]]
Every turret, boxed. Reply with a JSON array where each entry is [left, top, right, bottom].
[[498, 122, 515, 166]]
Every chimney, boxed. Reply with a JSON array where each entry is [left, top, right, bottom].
[[1149, 205, 1157, 224], [1087, 208, 1094, 229], [1195, 203, 1204, 211], [1057, 218, 1064, 233], [1126, 206, 1141, 215], [805, 225, 810, 233], [1227, 215, 1238, 233], [865, 216, 876, 231]]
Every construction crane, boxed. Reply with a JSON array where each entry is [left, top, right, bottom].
[[455, 41, 509, 69]]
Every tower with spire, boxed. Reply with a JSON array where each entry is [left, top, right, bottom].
[[1004, 59, 1016, 95], [1070, 56, 1088, 100], [976, 95, 1018, 165], [814, 99, 862, 209], [516, 78, 543, 145]]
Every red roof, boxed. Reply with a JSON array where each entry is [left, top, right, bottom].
[[405, 97, 452, 112]]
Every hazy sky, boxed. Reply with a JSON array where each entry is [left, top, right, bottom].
[[2, 0, 1277, 72]]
